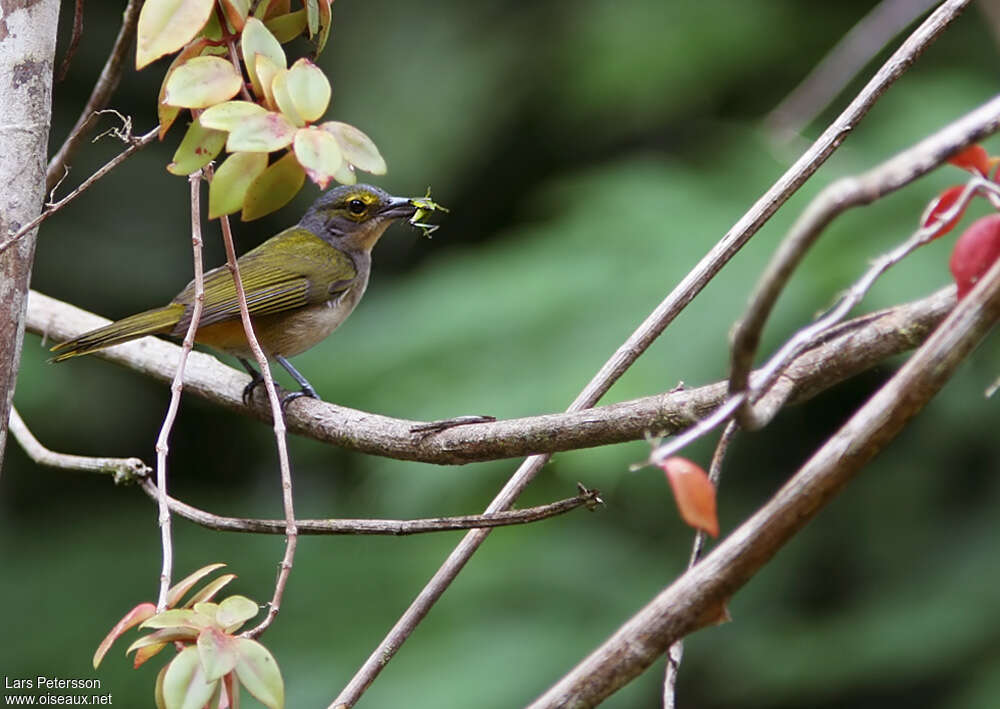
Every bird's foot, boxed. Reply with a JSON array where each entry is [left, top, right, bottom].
[[279, 385, 319, 410]]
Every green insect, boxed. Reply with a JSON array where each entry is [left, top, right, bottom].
[[408, 188, 449, 237]]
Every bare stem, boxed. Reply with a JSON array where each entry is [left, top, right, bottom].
[[215, 215, 298, 639], [152, 173, 206, 611]]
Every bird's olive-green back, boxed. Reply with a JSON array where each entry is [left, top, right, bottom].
[[171, 227, 357, 332]]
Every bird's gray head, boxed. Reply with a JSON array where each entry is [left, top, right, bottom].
[[301, 184, 418, 252]]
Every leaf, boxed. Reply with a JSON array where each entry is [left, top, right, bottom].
[[920, 184, 970, 240], [183, 574, 238, 608], [211, 152, 269, 218], [167, 120, 227, 176], [254, 54, 281, 109], [199, 101, 269, 132], [163, 56, 243, 109], [127, 627, 201, 656], [319, 121, 386, 175], [136, 0, 215, 70], [313, 0, 332, 56], [332, 161, 356, 185], [660, 456, 719, 537], [233, 638, 284, 709], [93, 602, 157, 669], [226, 112, 297, 153], [253, 0, 290, 20], [950, 214, 1000, 300], [242, 17, 286, 100], [157, 39, 212, 138], [197, 628, 240, 681], [155, 663, 169, 709], [167, 563, 228, 608], [216, 596, 260, 631], [242, 152, 306, 221], [949, 144, 991, 176], [140, 608, 215, 631], [162, 646, 219, 709], [285, 58, 330, 123], [293, 126, 342, 189], [270, 69, 305, 127], [219, 0, 250, 32], [304, 0, 319, 37], [265, 10, 308, 43], [134, 642, 168, 669]]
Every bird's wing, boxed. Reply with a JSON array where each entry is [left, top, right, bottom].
[[172, 227, 357, 330]]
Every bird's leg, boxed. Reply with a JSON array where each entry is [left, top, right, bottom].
[[238, 358, 266, 406], [275, 355, 320, 406]]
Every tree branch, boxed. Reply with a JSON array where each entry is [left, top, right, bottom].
[[25, 286, 955, 464], [527, 235, 1000, 709]]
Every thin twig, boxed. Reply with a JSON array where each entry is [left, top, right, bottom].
[[136, 478, 603, 535], [55, 0, 86, 83], [528, 239, 1000, 709], [1, 125, 159, 257], [330, 6, 969, 701], [766, 0, 940, 142], [215, 215, 298, 640], [9, 405, 151, 483], [153, 172, 207, 611], [46, 0, 142, 192], [26, 286, 956, 464], [663, 421, 737, 709]]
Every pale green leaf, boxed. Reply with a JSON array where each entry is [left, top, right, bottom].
[[265, 10, 307, 43], [233, 638, 284, 709], [226, 112, 297, 153], [210, 152, 268, 218], [319, 121, 387, 175], [162, 56, 243, 109], [167, 120, 226, 176], [162, 646, 219, 709], [191, 602, 220, 622], [136, 0, 215, 70], [197, 628, 239, 681], [304, 0, 319, 37], [293, 126, 342, 189], [183, 574, 238, 608], [332, 161, 356, 185], [155, 664, 168, 709], [253, 0, 290, 19], [270, 69, 304, 127], [242, 152, 305, 221], [199, 100, 268, 132], [216, 595, 260, 631], [255, 54, 281, 109], [157, 39, 212, 138], [166, 563, 227, 608], [285, 58, 330, 123], [126, 628, 199, 657], [242, 17, 286, 100], [134, 642, 168, 669], [140, 608, 214, 631], [314, 0, 332, 56]]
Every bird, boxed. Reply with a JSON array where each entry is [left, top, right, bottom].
[[51, 184, 423, 406]]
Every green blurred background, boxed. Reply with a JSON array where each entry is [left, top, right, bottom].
[[3, 1, 1000, 707]]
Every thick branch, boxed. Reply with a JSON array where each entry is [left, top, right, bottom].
[[527, 228, 1000, 709], [25, 287, 954, 464]]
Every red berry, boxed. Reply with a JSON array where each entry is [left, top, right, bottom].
[[950, 214, 1000, 300]]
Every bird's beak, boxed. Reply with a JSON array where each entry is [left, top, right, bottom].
[[380, 196, 419, 220]]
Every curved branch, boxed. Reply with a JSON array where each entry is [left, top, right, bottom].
[[25, 287, 954, 464]]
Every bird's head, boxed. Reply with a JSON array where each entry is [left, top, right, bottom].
[[301, 184, 420, 252]]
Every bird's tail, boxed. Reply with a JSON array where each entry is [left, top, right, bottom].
[[50, 303, 185, 361]]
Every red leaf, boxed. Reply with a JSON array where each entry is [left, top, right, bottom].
[[93, 602, 157, 669], [950, 214, 1000, 300], [660, 457, 719, 538], [949, 144, 991, 176], [920, 185, 967, 239]]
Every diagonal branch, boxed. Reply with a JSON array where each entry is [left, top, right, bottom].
[[25, 286, 954, 464]]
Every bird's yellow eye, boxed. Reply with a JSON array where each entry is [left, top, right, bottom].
[[347, 199, 367, 215]]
